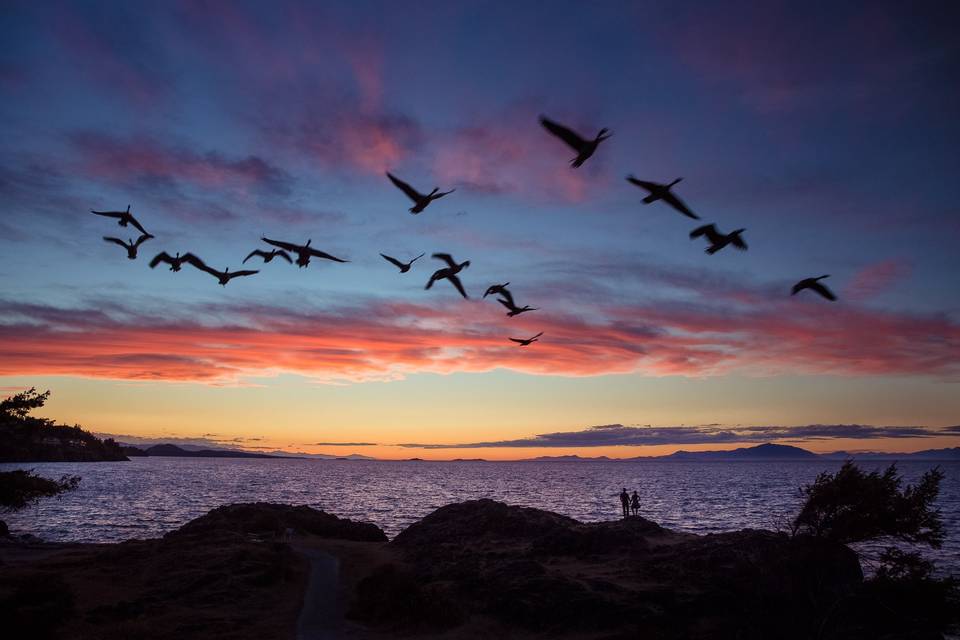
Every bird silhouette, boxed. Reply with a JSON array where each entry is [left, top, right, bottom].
[[626, 176, 699, 219], [425, 253, 471, 298], [539, 116, 610, 168], [509, 332, 544, 346], [186, 256, 259, 286], [261, 238, 348, 268], [791, 275, 837, 301], [90, 205, 153, 237], [483, 282, 511, 298], [149, 251, 202, 271], [103, 234, 152, 260], [381, 252, 425, 273], [386, 173, 455, 214], [497, 297, 538, 317], [689, 224, 748, 254], [243, 249, 292, 264]]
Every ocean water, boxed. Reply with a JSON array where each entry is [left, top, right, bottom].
[[2, 458, 958, 574]]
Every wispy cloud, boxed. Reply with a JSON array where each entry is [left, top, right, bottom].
[[397, 422, 955, 449]]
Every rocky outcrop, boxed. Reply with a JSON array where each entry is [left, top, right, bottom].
[[352, 499, 868, 639], [166, 502, 387, 543]]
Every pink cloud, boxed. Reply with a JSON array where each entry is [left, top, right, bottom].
[[845, 259, 912, 301]]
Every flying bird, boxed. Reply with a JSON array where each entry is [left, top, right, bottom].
[[103, 234, 152, 260], [791, 275, 837, 301], [386, 173, 455, 214], [243, 248, 292, 264], [261, 237, 348, 268], [90, 205, 152, 237], [483, 282, 510, 298], [539, 116, 610, 168], [497, 297, 538, 317], [149, 251, 202, 271], [689, 224, 748, 254], [186, 256, 259, 286], [425, 253, 471, 298], [626, 176, 699, 219], [509, 332, 544, 346], [381, 252, 425, 273]]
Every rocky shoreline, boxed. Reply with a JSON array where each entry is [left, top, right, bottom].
[[0, 500, 952, 639]]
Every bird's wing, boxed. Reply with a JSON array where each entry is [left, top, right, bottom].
[[531, 332, 544, 339], [91, 210, 122, 220], [625, 176, 659, 192], [431, 253, 457, 268], [539, 116, 586, 150], [126, 213, 150, 236], [810, 282, 837, 301], [184, 254, 219, 277], [275, 250, 293, 263], [409, 253, 425, 263], [381, 253, 405, 269], [689, 224, 715, 239], [497, 288, 515, 306], [149, 252, 172, 268], [386, 172, 423, 202], [497, 298, 514, 311], [732, 235, 748, 250], [791, 281, 805, 295], [228, 269, 259, 279], [102, 236, 127, 248], [509, 338, 526, 344], [662, 192, 699, 219], [431, 188, 455, 200], [133, 234, 152, 248], [243, 249, 265, 263], [307, 247, 348, 262], [262, 237, 300, 252], [447, 274, 469, 299]]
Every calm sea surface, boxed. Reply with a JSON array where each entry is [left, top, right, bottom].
[[2, 458, 958, 574]]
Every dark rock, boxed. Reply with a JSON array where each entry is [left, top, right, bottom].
[[166, 502, 386, 543], [348, 563, 464, 631], [0, 519, 8, 537]]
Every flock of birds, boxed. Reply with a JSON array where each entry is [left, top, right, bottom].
[[91, 115, 838, 350]]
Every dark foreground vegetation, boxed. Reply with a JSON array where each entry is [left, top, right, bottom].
[[1, 461, 956, 639], [0, 388, 127, 462]]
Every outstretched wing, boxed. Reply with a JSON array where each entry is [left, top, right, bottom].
[[102, 236, 127, 248], [228, 269, 259, 279], [149, 252, 173, 268], [243, 249, 266, 263], [91, 210, 123, 220], [386, 172, 423, 202], [380, 253, 405, 269], [810, 282, 837, 301], [662, 192, 699, 219], [307, 247, 348, 262], [126, 213, 150, 236], [625, 176, 659, 192], [262, 237, 300, 252], [539, 116, 586, 151], [431, 253, 457, 268], [497, 298, 515, 312], [446, 274, 469, 299], [184, 254, 219, 277], [791, 281, 805, 295], [530, 332, 544, 340], [431, 188, 455, 200], [409, 252, 425, 264], [689, 224, 715, 239], [132, 234, 152, 248], [497, 288, 515, 307], [509, 338, 526, 344], [731, 234, 748, 250], [275, 250, 293, 263]]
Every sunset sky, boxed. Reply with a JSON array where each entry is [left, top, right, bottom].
[[2, 1, 958, 459]]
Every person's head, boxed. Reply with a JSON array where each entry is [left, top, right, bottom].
[[622, 487, 627, 492]]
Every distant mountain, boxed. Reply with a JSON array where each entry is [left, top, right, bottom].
[[646, 443, 818, 461], [131, 444, 287, 459], [527, 454, 612, 462], [822, 447, 960, 461]]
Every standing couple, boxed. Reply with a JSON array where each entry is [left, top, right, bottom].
[[619, 488, 640, 518]]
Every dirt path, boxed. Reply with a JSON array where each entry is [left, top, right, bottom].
[[294, 545, 341, 640]]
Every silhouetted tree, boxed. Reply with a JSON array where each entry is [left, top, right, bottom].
[[792, 460, 944, 547], [0, 469, 80, 513]]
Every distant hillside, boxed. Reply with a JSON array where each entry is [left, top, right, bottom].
[[0, 388, 128, 463], [654, 443, 818, 461], [822, 447, 960, 461], [125, 444, 287, 459], [527, 454, 612, 462]]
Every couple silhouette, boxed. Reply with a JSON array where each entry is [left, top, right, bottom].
[[619, 488, 640, 518]]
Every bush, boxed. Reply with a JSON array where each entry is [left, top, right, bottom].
[[792, 461, 944, 547], [0, 469, 80, 513]]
